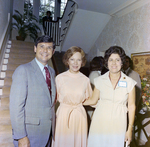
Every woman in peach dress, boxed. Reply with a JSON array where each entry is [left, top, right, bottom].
[[52, 46, 92, 147]]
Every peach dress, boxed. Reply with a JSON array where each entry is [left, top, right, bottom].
[[52, 70, 92, 147]]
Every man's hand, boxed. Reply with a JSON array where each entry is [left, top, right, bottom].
[[18, 136, 30, 147]]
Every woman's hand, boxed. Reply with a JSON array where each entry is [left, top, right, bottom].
[[125, 129, 132, 146], [83, 87, 99, 106]]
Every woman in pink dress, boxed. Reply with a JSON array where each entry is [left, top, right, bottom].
[[52, 46, 92, 147]]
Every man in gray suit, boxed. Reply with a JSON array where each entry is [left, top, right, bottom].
[[10, 35, 56, 147]]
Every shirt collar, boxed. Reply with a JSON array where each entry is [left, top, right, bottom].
[[103, 71, 127, 81], [35, 58, 48, 71], [124, 67, 130, 74]]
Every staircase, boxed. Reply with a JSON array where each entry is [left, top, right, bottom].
[[53, 51, 66, 74], [0, 40, 35, 146]]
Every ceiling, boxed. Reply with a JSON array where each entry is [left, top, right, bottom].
[[73, 0, 144, 16], [60, 0, 149, 53]]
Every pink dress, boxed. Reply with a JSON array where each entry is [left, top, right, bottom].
[[52, 70, 92, 147]]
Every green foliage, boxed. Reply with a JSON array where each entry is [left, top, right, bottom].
[[12, 10, 41, 41]]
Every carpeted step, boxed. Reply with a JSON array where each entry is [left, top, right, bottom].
[[5, 70, 14, 78], [8, 56, 34, 64], [9, 52, 35, 58], [0, 97, 9, 110], [6, 64, 20, 71], [0, 125, 12, 134], [10, 48, 34, 54], [2, 86, 11, 96], [4, 77, 12, 86], [0, 142, 14, 147], [11, 40, 34, 46], [0, 110, 11, 125], [0, 125, 13, 145]]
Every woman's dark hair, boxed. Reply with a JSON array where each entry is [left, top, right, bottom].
[[34, 35, 55, 49], [101, 66, 108, 75], [90, 56, 104, 72], [104, 46, 126, 67]]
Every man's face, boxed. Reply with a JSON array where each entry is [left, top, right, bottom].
[[34, 42, 55, 66], [47, 12, 51, 17], [123, 58, 130, 70]]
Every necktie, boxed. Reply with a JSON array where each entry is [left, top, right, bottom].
[[44, 67, 51, 96]]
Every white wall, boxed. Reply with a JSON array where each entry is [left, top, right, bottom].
[[61, 9, 111, 53], [0, 0, 12, 45], [87, 2, 150, 62], [87, 3, 150, 143]]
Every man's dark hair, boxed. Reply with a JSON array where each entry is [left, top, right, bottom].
[[126, 55, 133, 69], [90, 56, 104, 71], [34, 35, 55, 49], [46, 11, 51, 15]]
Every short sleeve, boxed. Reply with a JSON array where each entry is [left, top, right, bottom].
[[55, 75, 61, 101], [85, 79, 93, 100], [127, 78, 137, 93]]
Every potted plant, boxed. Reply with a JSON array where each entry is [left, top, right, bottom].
[[12, 10, 41, 41]]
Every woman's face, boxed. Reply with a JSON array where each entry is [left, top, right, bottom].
[[68, 52, 82, 74], [108, 53, 122, 74]]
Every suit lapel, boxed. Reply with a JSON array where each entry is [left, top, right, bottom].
[[48, 66, 56, 106], [31, 59, 51, 103]]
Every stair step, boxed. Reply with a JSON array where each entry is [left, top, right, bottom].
[[0, 110, 11, 125], [0, 118, 11, 125], [0, 125, 12, 134], [10, 49, 34, 54], [11, 46, 34, 51], [4, 77, 12, 85], [0, 110, 10, 118], [2, 86, 11, 96], [0, 135, 13, 145], [0, 97, 9, 110], [9, 52, 35, 58], [8, 56, 33, 64], [0, 142, 14, 147], [10, 45, 34, 52], [12, 40, 34, 46], [0, 125, 13, 144], [5, 70, 14, 78], [6, 64, 20, 71]]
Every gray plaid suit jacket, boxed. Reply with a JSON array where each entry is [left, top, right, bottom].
[[10, 59, 56, 147]]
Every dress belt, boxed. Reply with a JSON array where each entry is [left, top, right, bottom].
[[60, 103, 86, 128]]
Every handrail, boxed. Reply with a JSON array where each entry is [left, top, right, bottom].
[[45, 20, 61, 46], [60, 0, 78, 20], [45, 0, 77, 48], [59, 1, 77, 51], [45, 0, 78, 74], [0, 13, 11, 73]]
